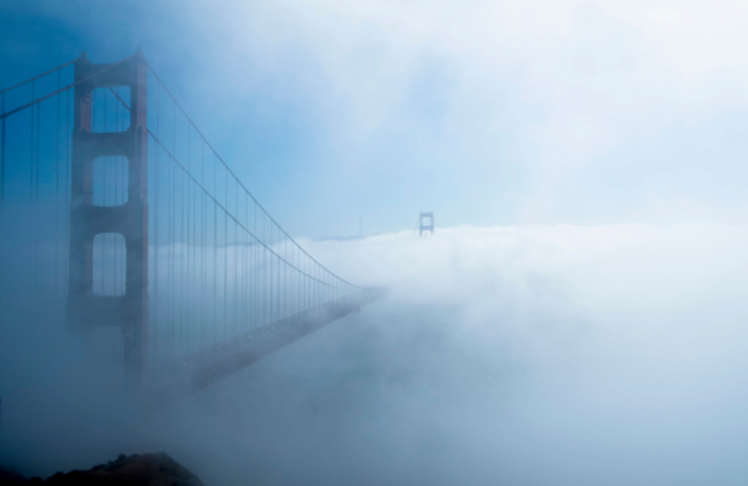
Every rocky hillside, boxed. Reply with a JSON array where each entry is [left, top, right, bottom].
[[0, 453, 204, 485]]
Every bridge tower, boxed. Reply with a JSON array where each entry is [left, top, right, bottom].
[[67, 51, 149, 387], [419, 212, 434, 236]]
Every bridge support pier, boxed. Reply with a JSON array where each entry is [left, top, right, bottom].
[[67, 51, 149, 389]]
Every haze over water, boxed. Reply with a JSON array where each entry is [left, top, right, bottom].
[[3, 1, 748, 484], [7, 224, 747, 484]]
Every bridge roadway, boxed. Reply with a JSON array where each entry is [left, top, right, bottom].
[[145, 289, 383, 409]]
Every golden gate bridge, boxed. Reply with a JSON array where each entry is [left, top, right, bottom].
[[0, 50, 377, 409]]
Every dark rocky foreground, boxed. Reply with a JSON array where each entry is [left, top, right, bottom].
[[0, 453, 204, 485]]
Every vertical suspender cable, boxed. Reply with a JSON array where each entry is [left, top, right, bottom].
[[184, 125, 194, 347], [114, 88, 120, 295], [35, 84, 40, 203], [200, 141, 205, 346], [223, 169, 228, 337], [64, 87, 71, 303], [55, 71, 61, 300], [167, 115, 173, 362], [102, 88, 109, 296], [153, 82, 160, 365], [1, 91, 5, 208], [213, 155, 218, 343], [29, 82, 35, 286], [234, 186, 239, 333]]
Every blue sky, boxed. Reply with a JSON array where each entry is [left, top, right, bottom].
[[2, 0, 748, 238]]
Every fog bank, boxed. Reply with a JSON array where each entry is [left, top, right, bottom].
[[139, 223, 748, 485], [3, 223, 748, 484]]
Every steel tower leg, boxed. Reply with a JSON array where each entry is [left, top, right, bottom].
[[67, 51, 148, 390]]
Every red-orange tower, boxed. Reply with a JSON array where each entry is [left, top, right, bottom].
[[67, 51, 149, 387]]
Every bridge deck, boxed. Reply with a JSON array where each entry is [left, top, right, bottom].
[[145, 290, 382, 409]]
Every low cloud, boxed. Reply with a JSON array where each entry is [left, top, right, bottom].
[[4, 219, 748, 484], [145, 223, 748, 485]]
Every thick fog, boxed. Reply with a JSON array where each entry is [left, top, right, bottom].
[[184, 224, 748, 485], [146, 225, 748, 484], [6, 223, 748, 484], [4, 1, 748, 484]]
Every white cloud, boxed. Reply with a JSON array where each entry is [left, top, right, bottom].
[[194, 223, 748, 484], [306, 223, 748, 314], [170, 0, 748, 226]]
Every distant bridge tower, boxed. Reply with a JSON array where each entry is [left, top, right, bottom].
[[419, 212, 434, 236], [67, 51, 149, 388]]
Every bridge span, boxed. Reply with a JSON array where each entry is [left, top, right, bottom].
[[0, 51, 378, 408]]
